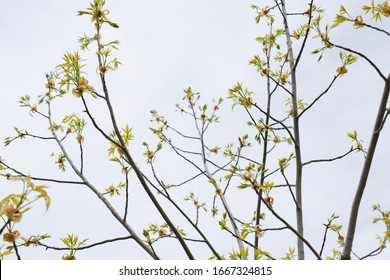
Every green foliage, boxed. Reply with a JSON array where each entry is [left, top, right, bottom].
[[77, 0, 120, 29], [285, 98, 307, 117], [228, 83, 254, 109], [104, 182, 126, 196], [0, 176, 51, 259], [372, 204, 390, 250], [51, 153, 67, 172], [336, 52, 358, 77], [1, 0, 389, 260], [143, 223, 186, 244], [60, 233, 88, 260], [278, 153, 294, 172], [142, 142, 163, 163], [62, 113, 87, 143], [56, 52, 94, 97], [1, 176, 51, 213], [347, 130, 365, 153], [229, 246, 249, 260], [107, 125, 134, 158], [363, 0, 390, 21], [281, 247, 296, 260], [184, 192, 207, 215], [4, 127, 26, 146]]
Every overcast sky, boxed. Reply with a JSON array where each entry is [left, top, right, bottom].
[[1, 0, 389, 260]]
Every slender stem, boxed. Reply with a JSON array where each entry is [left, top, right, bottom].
[[13, 241, 21, 260], [299, 74, 340, 118], [79, 142, 84, 174], [362, 22, 390, 37], [302, 147, 357, 166], [0, 161, 85, 185], [281, 171, 299, 209], [359, 247, 385, 260], [0, 220, 11, 236], [124, 171, 129, 222], [341, 74, 390, 260], [319, 226, 330, 257], [260, 194, 321, 259], [280, 0, 305, 259], [293, 0, 314, 71]]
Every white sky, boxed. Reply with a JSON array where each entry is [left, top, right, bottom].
[[1, 0, 389, 260]]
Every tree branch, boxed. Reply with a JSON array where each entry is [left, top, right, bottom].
[[47, 101, 159, 260], [94, 22, 194, 260], [0, 161, 85, 185], [302, 147, 358, 166], [259, 194, 321, 259], [299, 74, 340, 118], [39, 235, 134, 251], [342, 73, 390, 260], [329, 41, 387, 82]]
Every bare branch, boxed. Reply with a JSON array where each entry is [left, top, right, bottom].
[[362, 23, 390, 37], [299, 74, 340, 118], [359, 247, 385, 260], [259, 193, 321, 259], [293, 0, 315, 71], [281, 170, 299, 209], [81, 95, 120, 147], [0, 161, 85, 185], [303, 147, 358, 166], [167, 125, 200, 140], [39, 236, 134, 251]]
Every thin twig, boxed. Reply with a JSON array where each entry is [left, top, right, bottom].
[[259, 193, 322, 259], [375, 109, 390, 134], [40, 236, 134, 251], [363, 22, 390, 37], [329, 41, 387, 82], [0, 161, 85, 185], [167, 125, 200, 140], [303, 147, 357, 166], [22, 131, 55, 141], [124, 171, 129, 222], [319, 222, 331, 257], [359, 247, 385, 260], [0, 220, 11, 236], [293, 0, 314, 71], [13, 241, 21, 260], [79, 142, 84, 174], [281, 170, 299, 209], [299, 74, 340, 118], [81, 96, 120, 146], [140, 172, 222, 259]]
